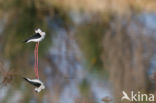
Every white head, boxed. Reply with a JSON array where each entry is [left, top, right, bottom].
[[34, 83, 45, 93], [35, 28, 46, 36]]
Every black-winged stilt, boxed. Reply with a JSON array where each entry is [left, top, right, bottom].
[[23, 77, 45, 93], [24, 28, 45, 43], [24, 28, 46, 79]]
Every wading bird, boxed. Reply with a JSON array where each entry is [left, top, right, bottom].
[[23, 77, 45, 93], [24, 28, 46, 79]]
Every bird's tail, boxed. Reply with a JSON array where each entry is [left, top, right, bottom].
[[23, 77, 29, 82], [23, 77, 33, 85], [23, 39, 28, 43]]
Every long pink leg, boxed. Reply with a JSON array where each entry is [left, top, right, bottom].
[[34, 43, 37, 77], [36, 42, 39, 79]]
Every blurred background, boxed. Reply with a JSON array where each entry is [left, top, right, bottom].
[[0, 0, 156, 103]]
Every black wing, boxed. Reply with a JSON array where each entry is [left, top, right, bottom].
[[23, 77, 41, 87], [24, 33, 41, 43]]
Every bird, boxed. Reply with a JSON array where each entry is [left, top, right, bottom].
[[23, 28, 46, 79], [24, 28, 46, 43], [23, 77, 45, 93]]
